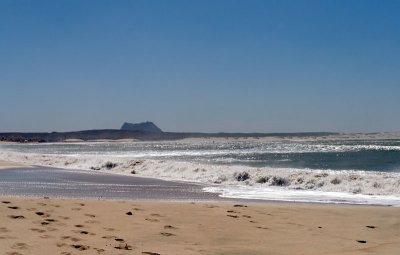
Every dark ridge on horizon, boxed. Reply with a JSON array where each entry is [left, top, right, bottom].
[[0, 121, 341, 143], [121, 121, 162, 132], [0, 131, 339, 143]]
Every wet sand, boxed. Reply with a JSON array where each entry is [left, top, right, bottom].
[[0, 166, 222, 201], [0, 196, 399, 255]]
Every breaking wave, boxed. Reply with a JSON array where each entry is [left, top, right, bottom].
[[1, 139, 400, 206]]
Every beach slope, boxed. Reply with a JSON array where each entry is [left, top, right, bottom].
[[0, 196, 399, 255]]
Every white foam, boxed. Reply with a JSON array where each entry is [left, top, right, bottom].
[[203, 186, 400, 206], [1, 148, 399, 206]]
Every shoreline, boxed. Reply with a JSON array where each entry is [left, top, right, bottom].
[[0, 164, 398, 209], [0, 157, 399, 206], [0, 166, 225, 202]]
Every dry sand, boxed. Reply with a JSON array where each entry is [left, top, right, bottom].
[[0, 196, 399, 255], [0, 160, 28, 170]]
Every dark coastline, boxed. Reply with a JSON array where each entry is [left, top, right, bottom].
[[0, 129, 339, 143]]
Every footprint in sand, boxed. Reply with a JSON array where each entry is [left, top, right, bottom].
[[35, 212, 50, 217], [145, 218, 159, 222], [8, 215, 25, 219], [79, 230, 90, 235], [39, 234, 53, 239], [1, 201, 11, 204], [0, 227, 10, 233], [164, 225, 178, 229], [102, 235, 117, 239], [160, 232, 175, 237], [74, 224, 84, 228], [234, 204, 247, 208], [226, 215, 239, 218], [11, 242, 29, 250], [84, 213, 96, 218], [94, 248, 105, 253], [227, 210, 240, 214], [84, 220, 100, 224], [142, 252, 161, 255], [64, 236, 81, 242], [357, 240, 367, 244], [71, 244, 90, 251], [114, 243, 132, 250], [30, 228, 46, 233], [6, 252, 23, 255], [7, 206, 20, 210]]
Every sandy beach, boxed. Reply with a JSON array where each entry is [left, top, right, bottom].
[[0, 160, 28, 170], [0, 196, 399, 255]]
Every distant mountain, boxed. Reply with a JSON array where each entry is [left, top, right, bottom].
[[120, 121, 163, 133], [0, 129, 339, 143], [0, 121, 340, 143]]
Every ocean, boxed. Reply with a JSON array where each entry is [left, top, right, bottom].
[[1, 138, 399, 206]]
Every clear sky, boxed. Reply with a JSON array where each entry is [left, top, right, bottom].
[[1, 0, 399, 133]]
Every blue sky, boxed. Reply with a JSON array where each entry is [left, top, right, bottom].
[[1, 0, 399, 132]]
